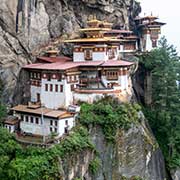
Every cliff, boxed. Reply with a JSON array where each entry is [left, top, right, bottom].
[[0, 0, 140, 104], [0, 1, 169, 180], [58, 112, 167, 180]]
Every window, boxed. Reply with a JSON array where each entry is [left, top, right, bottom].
[[50, 127, 53, 132], [74, 75, 77, 81], [25, 116, 29, 122], [58, 74, 62, 81], [55, 85, 58, 92], [64, 127, 68, 134], [152, 40, 157, 48], [50, 120, 53, 126], [45, 84, 48, 91], [69, 76, 72, 82], [55, 121, 58, 127], [21, 115, 24, 121], [54, 128, 57, 133], [106, 71, 118, 80], [84, 49, 92, 60], [30, 117, 34, 123], [47, 74, 51, 81], [37, 73, 41, 79], [35, 118, 39, 124], [65, 120, 68, 125], [50, 84, 53, 92], [71, 84, 74, 91], [60, 85, 63, 92], [37, 93, 40, 102]]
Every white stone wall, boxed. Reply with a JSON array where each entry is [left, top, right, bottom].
[[41, 78, 67, 109], [5, 124, 15, 133], [20, 114, 75, 137], [64, 80, 74, 107], [119, 75, 128, 90], [142, 34, 152, 51], [101, 75, 119, 87], [58, 117, 75, 137], [73, 93, 104, 104], [92, 52, 108, 61], [73, 52, 85, 62], [30, 85, 41, 102], [101, 70, 129, 90]]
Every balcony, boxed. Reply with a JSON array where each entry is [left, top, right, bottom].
[[74, 87, 121, 94]]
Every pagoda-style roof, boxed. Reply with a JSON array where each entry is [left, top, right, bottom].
[[12, 105, 74, 119], [135, 15, 165, 30], [4, 116, 19, 125], [24, 56, 134, 71], [65, 37, 122, 43], [79, 28, 111, 32], [65, 17, 125, 43], [37, 56, 71, 63], [134, 15, 158, 21], [138, 21, 166, 28], [105, 29, 133, 34]]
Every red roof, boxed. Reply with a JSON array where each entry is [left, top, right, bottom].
[[102, 60, 134, 67], [124, 35, 138, 39], [24, 57, 134, 70], [134, 16, 158, 21], [37, 56, 71, 63], [105, 29, 133, 34]]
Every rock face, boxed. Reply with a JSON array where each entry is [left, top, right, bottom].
[[0, 0, 141, 104], [171, 169, 180, 180], [0, 1, 168, 180], [60, 114, 167, 180]]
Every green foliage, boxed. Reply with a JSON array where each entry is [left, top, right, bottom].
[[121, 176, 145, 180], [140, 37, 180, 169], [79, 96, 141, 142], [89, 157, 101, 174], [0, 104, 7, 124], [0, 126, 94, 180], [130, 176, 145, 180], [0, 79, 7, 124]]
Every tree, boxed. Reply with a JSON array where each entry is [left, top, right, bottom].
[[0, 79, 7, 124], [141, 37, 180, 169]]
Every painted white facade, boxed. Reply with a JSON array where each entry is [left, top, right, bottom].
[[92, 52, 108, 61], [20, 114, 75, 137], [73, 92, 104, 104], [41, 79, 67, 109], [101, 72, 128, 90], [5, 124, 15, 133], [73, 52, 85, 62], [58, 117, 75, 137], [64, 80, 74, 107], [120, 75, 128, 90], [31, 85, 41, 102], [142, 34, 152, 52]]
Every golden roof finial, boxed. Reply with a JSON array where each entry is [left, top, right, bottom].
[[93, 14, 97, 20], [88, 15, 93, 21]]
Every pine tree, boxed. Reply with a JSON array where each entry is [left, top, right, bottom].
[[141, 37, 180, 169]]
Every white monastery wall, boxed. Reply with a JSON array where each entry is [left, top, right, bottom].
[[73, 52, 85, 62], [58, 117, 75, 137], [20, 114, 75, 137], [30, 85, 41, 102], [41, 79, 66, 109], [92, 52, 108, 61]]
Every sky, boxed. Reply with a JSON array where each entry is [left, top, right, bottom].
[[139, 0, 180, 53]]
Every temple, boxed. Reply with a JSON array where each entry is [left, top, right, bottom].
[[5, 15, 165, 140], [135, 15, 166, 51]]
